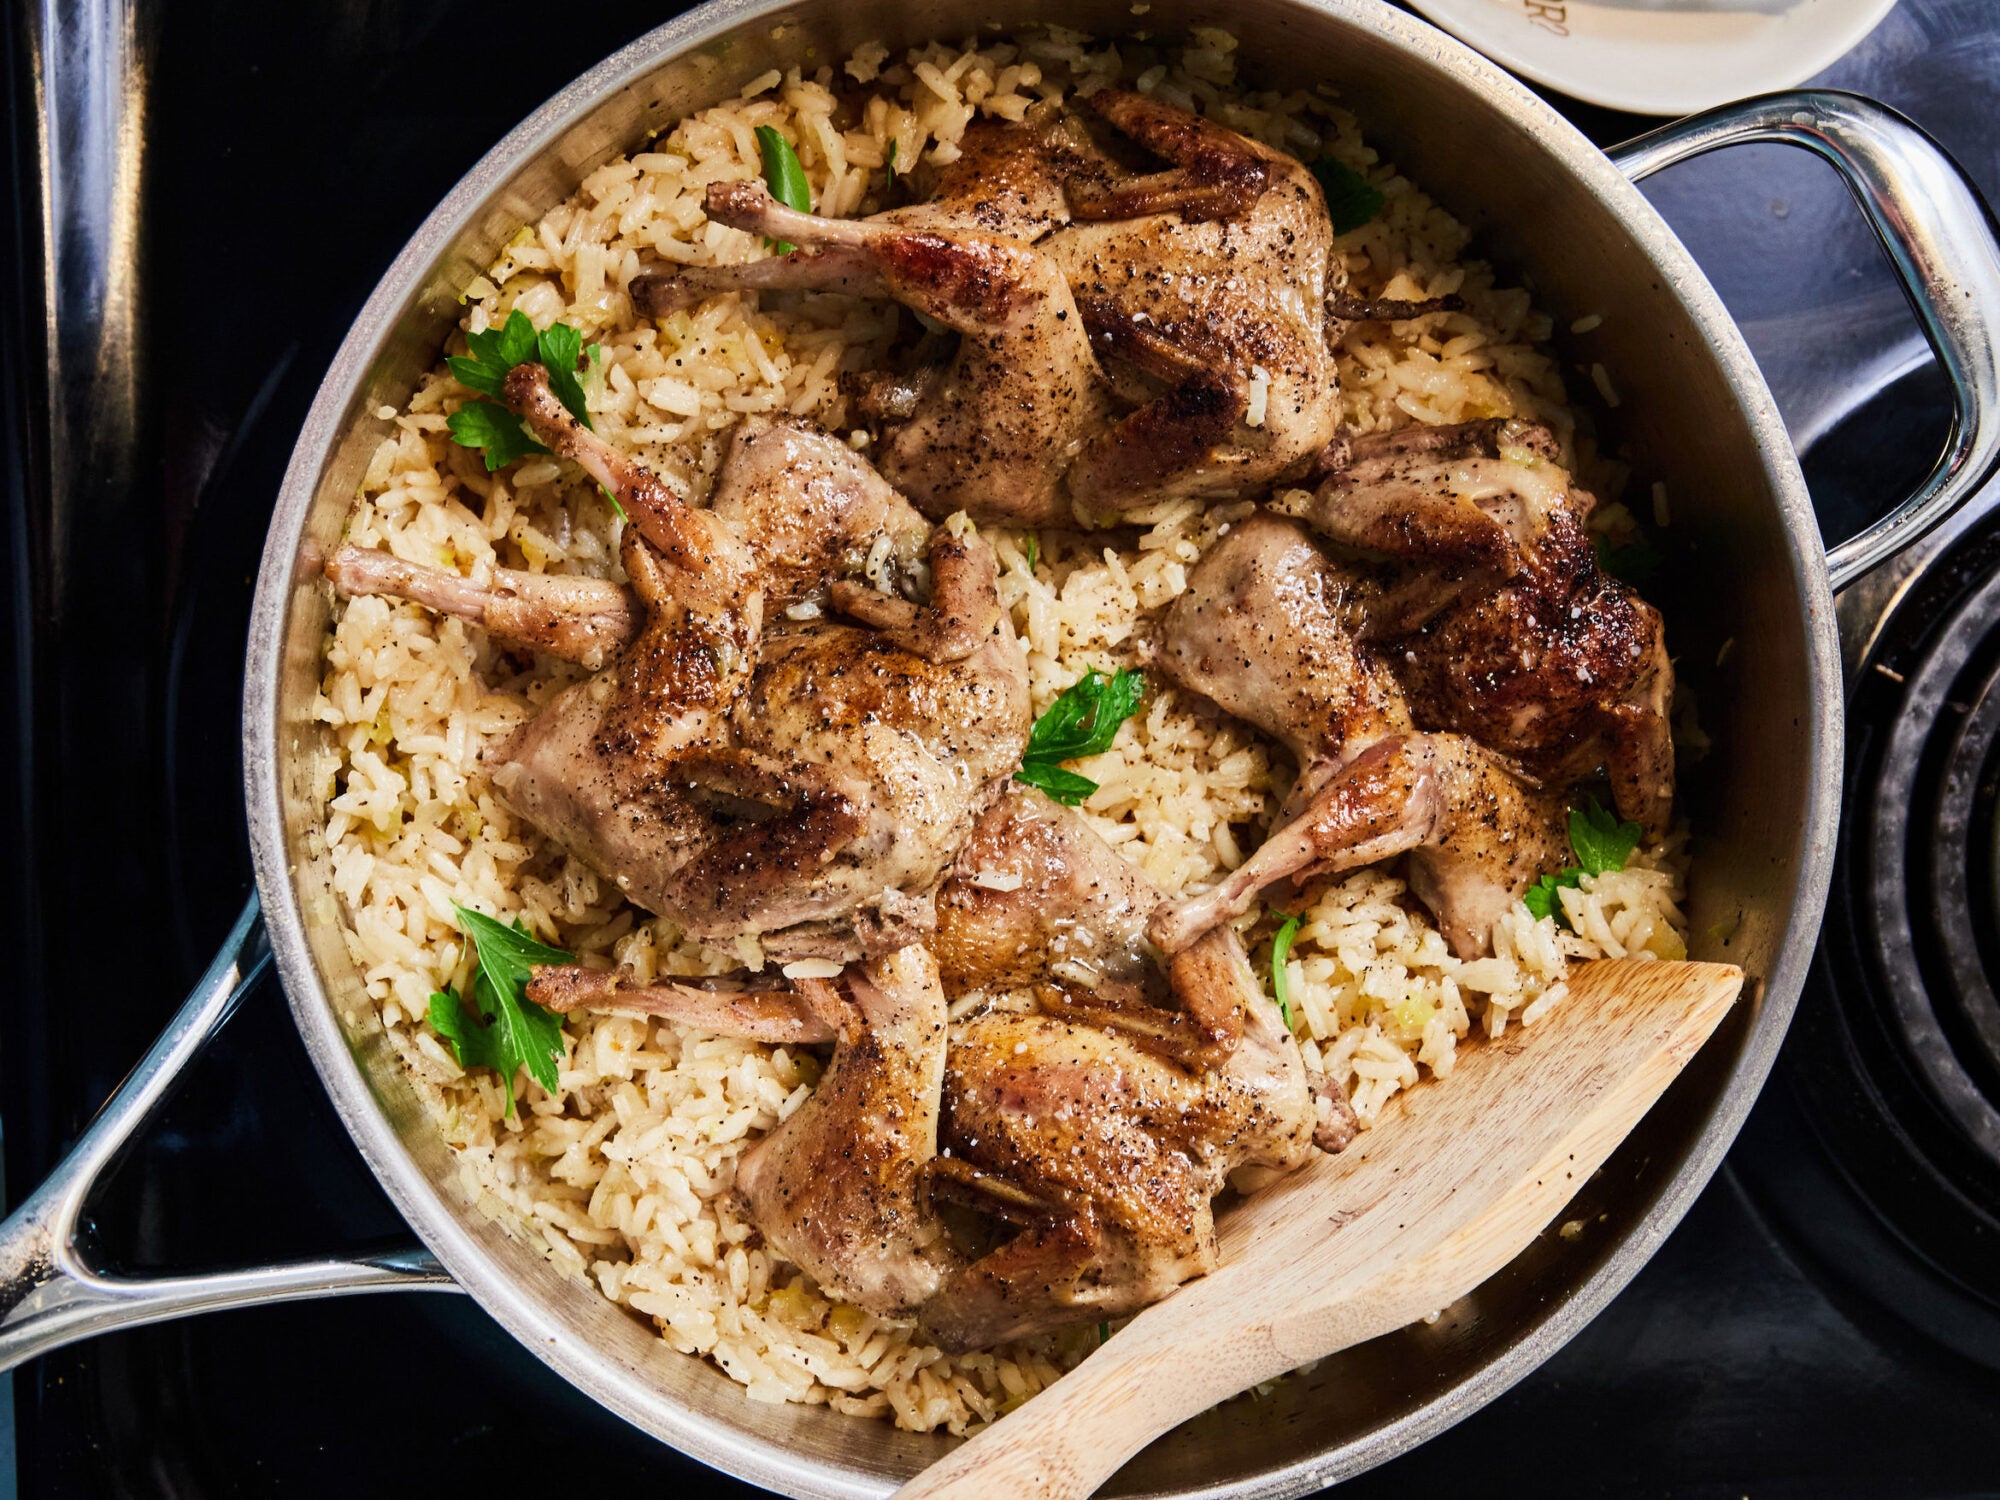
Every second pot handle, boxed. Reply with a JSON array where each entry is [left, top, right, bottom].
[[0, 895, 458, 1373], [1610, 91, 2000, 590]]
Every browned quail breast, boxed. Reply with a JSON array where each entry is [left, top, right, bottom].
[[922, 925, 1314, 1351], [734, 946, 958, 1316], [325, 369, 1029, 957], [932, 784, 1165, 1007], [1151, 512, 1569, 959], [1046, 90, 1339, 517], [1307, 419, 1675, 833], [633, 181, 1114, 528], [664, 616, 1029, 959]]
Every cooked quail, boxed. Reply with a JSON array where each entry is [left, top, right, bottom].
[[532, 788, 1334, 1348], [734, 946, 957, 1315], [634, 181, 1113, 528], [1047, 90, 1340, 517], [326, 372, 1028, 958], [1306, 419, 1675, 833], [1150, 512, 1568, 958]]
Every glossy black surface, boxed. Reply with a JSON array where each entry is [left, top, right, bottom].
[[6, 0, 2000, 1493]]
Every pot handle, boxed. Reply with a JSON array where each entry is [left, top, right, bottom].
[[1609, 91, 2000, 590], [0, 895, 458, 1373]]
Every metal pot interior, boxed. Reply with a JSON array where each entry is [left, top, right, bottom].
[[247, 0, 1840, 1494]]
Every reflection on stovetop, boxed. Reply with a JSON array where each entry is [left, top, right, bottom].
[[8, 0, 2000, 1494]]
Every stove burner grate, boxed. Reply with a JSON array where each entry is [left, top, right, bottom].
[[1769, 500, 2000, 1369], [1872, 564, 2000, 1159]]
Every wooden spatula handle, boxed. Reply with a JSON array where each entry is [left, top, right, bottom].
[[896, 960, 1743, 1500], [895, 1112, 1625, 1499], [892, 1330, 1245, 1498]]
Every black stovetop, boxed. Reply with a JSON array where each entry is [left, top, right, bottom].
[[7, 0, 2000, 1494]]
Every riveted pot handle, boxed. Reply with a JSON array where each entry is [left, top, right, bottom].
[[1611, 91, 2000, 591], [0, 895, 457, 1373]]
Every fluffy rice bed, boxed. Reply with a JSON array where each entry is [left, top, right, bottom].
[[315, 27, 1690, 1434]]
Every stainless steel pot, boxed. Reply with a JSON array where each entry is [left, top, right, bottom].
[[6, 1, 1999, 1494]]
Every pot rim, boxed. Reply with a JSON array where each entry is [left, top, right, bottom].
[[242, 0, 1842, 1493]]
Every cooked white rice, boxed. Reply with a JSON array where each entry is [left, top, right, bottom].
[[315, 25, 1689, 1435]]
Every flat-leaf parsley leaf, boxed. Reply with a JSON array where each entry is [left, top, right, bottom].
[[1523, 796, 1644, 929], [1013, 668, 1145, 806], [445, 309, 601, 475], [429, 903, 574, 1117], [1522, 868, 1583, 923], [443, 399, 547, 471], [1569, 796, 1642, 877], [1308, 157, 1385, 236]]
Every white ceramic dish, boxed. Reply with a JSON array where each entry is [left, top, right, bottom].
[[1406, 0, 1900, 115]]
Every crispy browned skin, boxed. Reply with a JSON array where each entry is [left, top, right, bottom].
[[1150, 513, 1568, 959], [1048, 91, 1339, 516], [735, 947, 957, 1316], [1308, 420, 1676, 833], [329, 372, 1029, 958], [659, 617, 1029, 956], [879, 109, 1114, 243], [1306, 418, 1567, 584], [923, 924, 1314, 1351], [540, 787, 1344, 1346], [633, 181, 1113, 528], [933, 785, 1165, 1008]]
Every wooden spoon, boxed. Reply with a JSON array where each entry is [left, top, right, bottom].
[[894, 957, 1744, 1499]]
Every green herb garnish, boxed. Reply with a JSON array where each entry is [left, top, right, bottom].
[[1309, 157, 1385, 236], [1593, 534, 1663, 585], [429, 903, 574, 1118], [1522, 797, 1644, 929], [447, 312, 625, 520], [883, 139, 899, 195], [756, 125, 812, 253], [1097, 1322, 1110, 1345], [1270, 912, 1302, 1029], [443, 399, 548, 471], [1521, 870, 1579, 924], [445, 309, 601, 472], [1023, 534, 1039, 574], [1013, 668, 1146, 806]]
